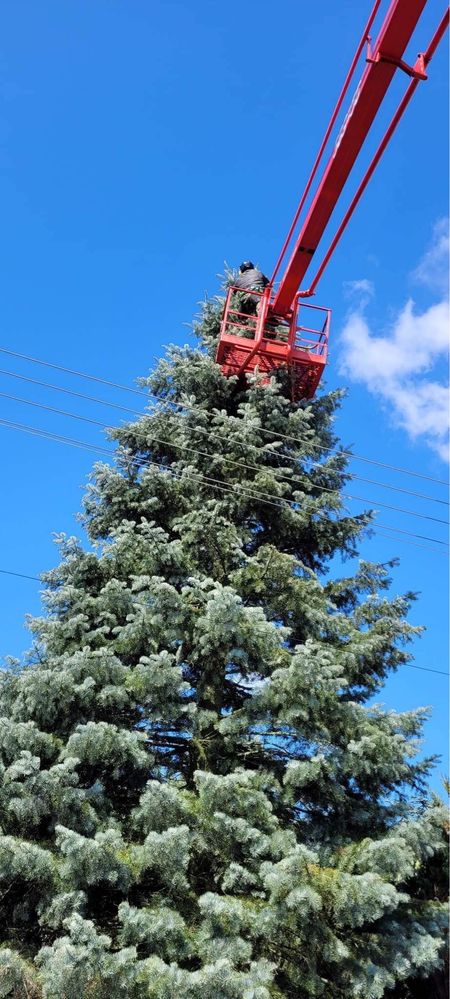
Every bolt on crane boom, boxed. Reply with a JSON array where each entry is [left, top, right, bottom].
[[216, 0, 449, 401]]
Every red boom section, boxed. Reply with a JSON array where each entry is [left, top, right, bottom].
[[272, 0, 427, 315], [306, 8, 450, 297]]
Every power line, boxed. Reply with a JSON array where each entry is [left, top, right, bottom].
[[372, 523, 448, 547], [0, 344, 447, 486], [0, 390, 448, 528], [0, 358, 447, 679], [406, 663, 449, 677], [0, 566, 447, 678], [174, 413, 450, 506], [0, 367, 139, 416], [371, 530, 449, 553], [246, 422, 449, 487], [0, 568, 40, 581], [0, 346, 146, 396], [178, 423, 449, 507], [0, 416, 447, 556], [0, 366, 447, 508], [0, 416, 309, 512], [0, 402, 448, 538]]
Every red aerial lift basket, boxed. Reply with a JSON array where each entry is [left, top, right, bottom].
[[216, 286, 330, 401]]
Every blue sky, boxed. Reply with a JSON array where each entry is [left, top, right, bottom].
[[0, 1, 448, 787]]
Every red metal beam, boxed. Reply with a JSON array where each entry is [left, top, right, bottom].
[[306, 8, 450, 296], [272, 0, 428, 315], [269, 0, 383, 288]]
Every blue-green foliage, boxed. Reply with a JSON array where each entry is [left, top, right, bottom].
[[0, 301, 447, 997]]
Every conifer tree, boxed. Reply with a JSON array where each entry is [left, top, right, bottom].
[[0, 294, 447, 998]]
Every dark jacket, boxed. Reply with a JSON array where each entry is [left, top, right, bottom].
[[234, 268, 269, 293]]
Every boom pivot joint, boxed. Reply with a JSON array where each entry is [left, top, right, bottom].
[[366, 42, 428, 80]]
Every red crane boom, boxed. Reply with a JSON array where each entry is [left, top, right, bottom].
[[217, 0, 449, 400], [273, 0, 429, 314]]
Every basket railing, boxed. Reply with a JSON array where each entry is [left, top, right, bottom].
[[220, 287, 331, 358]]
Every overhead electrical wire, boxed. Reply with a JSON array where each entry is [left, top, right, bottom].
[[228, 420, 449, 487], [371, 531, 446, 553], [0, 367, 446, 509], [370, 523, 448, 547], [0, 416, 447, 557], [0, 367, 139, 416], [0, 564, 446, 679], [0, 346, 145, 397], [0, 344, 447, 486], [0, 568, 41, 581], [174, 423, 448, 506], [0, 415, 336, 513], [406, 664, 449, 677], [0, 390, 448, 530]]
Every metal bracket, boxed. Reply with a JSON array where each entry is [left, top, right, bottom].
[[366, 41, 427, 80]]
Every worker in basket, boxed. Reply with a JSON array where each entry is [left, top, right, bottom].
[[234, 260, 270, 309], [233, 261, 288, 341]]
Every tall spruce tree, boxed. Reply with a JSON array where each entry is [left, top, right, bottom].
[[0, 296, 447, 998]]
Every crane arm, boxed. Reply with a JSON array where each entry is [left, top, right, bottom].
[[272, 0, 429, 316], [306, 7, 450, 298]]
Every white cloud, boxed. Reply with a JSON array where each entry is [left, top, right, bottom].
[[339, 222, 449, 462], [343, 278, 375, 300], [412, 217, 449, 294]]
